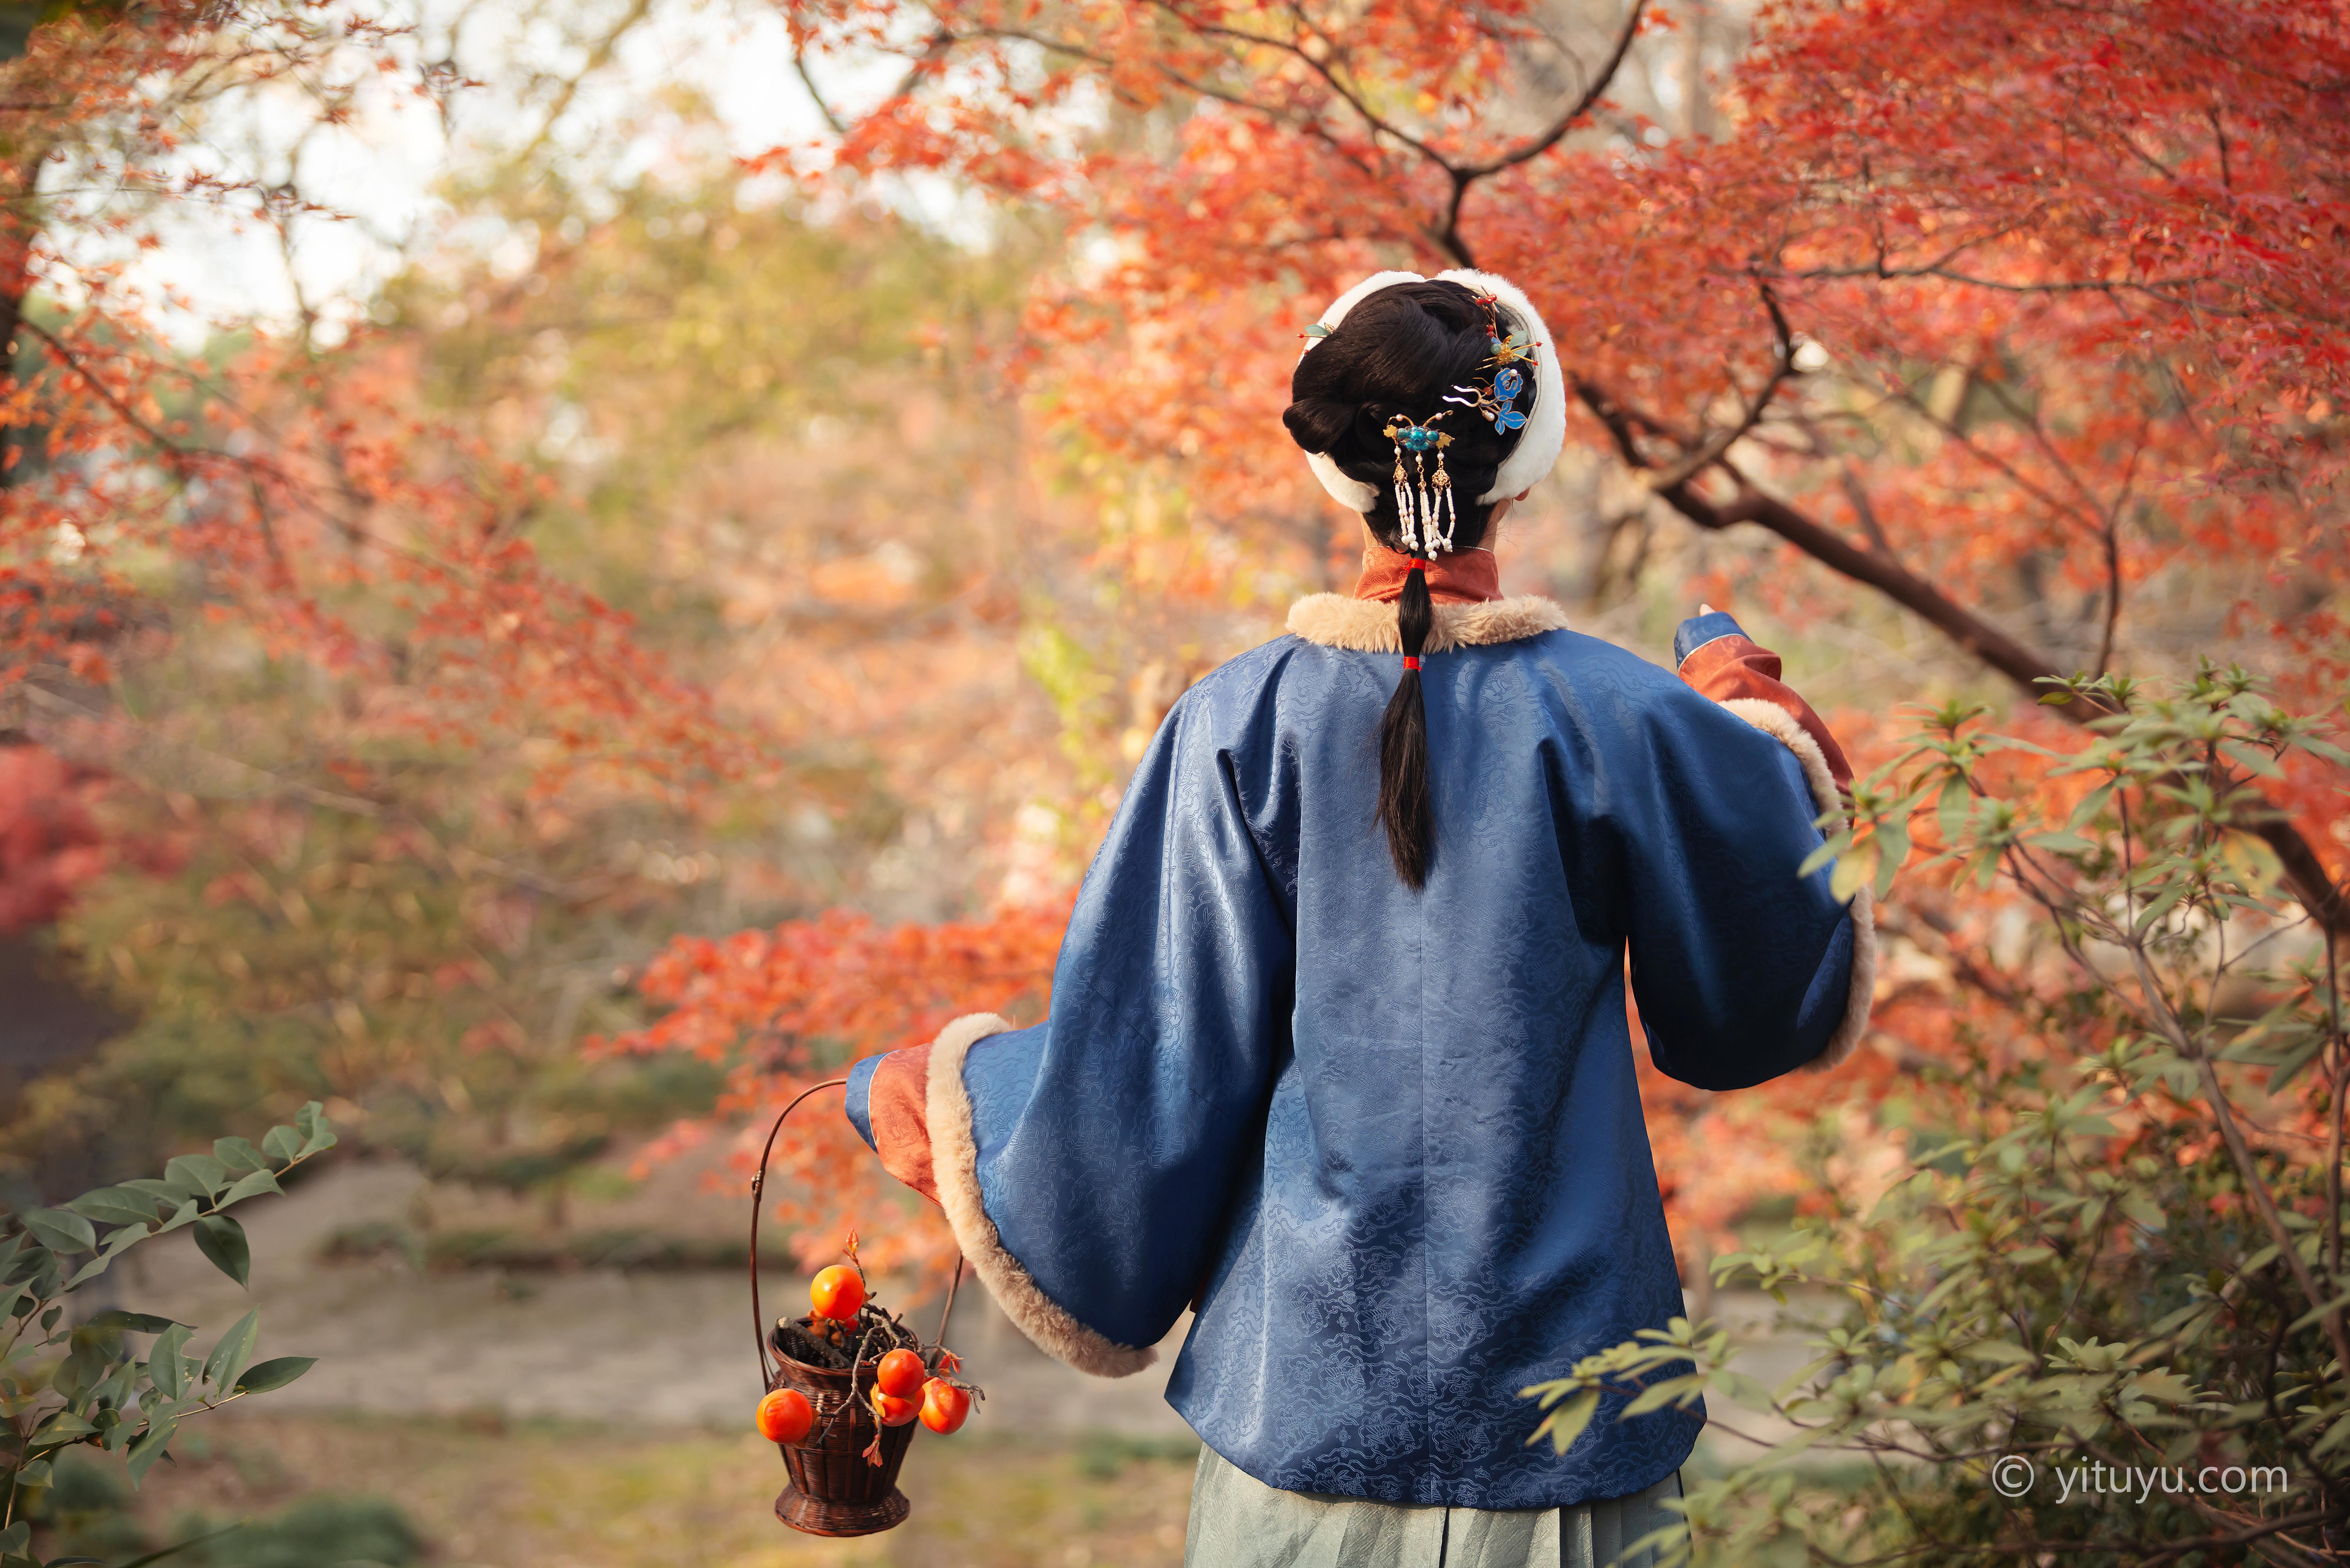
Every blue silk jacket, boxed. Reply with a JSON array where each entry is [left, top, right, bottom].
[[847, 597, 1871, 1510]]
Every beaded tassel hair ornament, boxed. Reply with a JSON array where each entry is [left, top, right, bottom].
[[1381, 412, 1456, 555]]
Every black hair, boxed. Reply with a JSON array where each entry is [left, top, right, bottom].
[[1281, 279, 1534, 889]]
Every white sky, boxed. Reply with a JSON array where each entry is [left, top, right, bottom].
[[69, 0, 901, 343]]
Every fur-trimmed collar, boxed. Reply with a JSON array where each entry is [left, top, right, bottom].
[[1286, 593, 1571, 653]]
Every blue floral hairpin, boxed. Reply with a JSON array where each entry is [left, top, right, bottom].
[[1447, 365, 1528, 432], [1443, 294, 1540, 434]]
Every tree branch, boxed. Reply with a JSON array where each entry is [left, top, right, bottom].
[[1640, 278, 1792, 492], [1573, 373, 2350, 936]]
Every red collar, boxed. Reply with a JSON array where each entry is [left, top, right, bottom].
[[1351, 544, 1502, 605]]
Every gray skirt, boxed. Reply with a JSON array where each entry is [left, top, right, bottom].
[[1184, 1445, 1685, 1568]]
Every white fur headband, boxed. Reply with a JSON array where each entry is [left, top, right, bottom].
[[1296, 268, 1568, 510]]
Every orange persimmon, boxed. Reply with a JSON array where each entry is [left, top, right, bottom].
[[876, 1348, 926, 1398], [869, 1384, 919, 1427], [756, 1387, 813, 1444], [810, 1265, 867, 1321], [919, 1377, 971, 1434]]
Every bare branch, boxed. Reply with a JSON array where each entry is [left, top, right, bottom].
[[1453, 0, 1647, 179], [794, 46, 848, 136], [1641, 279, 1793, 493], [1573, 370, 2350, 934]]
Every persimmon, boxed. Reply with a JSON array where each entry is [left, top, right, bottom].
[[756, 1387, 813, 1444], [875, 1348, 926, 1398], [918, 1377, 971, 1434], [810, 1265, 867, 1321], [868, 1384, 919, 1427]]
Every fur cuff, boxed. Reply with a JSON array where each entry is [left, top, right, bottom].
[[926, 1012, 1159, 1378], [1717, 699, 1878, 1073], [1286, 594, 1571, 654]]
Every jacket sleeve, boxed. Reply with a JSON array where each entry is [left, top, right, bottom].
[[1615, 614, 1876, 1090], [846, 686, 1293, 1377], [1672, 609, 1853, 788]]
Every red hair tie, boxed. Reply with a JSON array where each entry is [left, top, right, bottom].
[[1403, 656, 1422, 671], [1408, 559, 1434, 572]]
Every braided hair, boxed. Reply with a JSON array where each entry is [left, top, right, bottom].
[[1280, 279, 1535, 888]]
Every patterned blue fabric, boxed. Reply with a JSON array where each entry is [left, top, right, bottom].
[[854, 623, 1855, 1509], [1670, 610, 1746, 666], [844, 1054, 878, 1147]]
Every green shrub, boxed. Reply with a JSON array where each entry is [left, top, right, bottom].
[[21, 1455, 145, 1564], [175, 1496, 422, 1568], [2, 1105, 337, 1568], [1526, 669, 2350, 1564]]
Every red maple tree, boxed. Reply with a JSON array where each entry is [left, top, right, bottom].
[[609, 0, 2350, 1271]]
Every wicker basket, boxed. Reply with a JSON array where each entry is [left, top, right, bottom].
[[767, 1329, 918, 1536], [748, 1080, 959, 1539]]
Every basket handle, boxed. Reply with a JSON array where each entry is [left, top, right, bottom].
[[750, 1078, 848, 1389], [747, 1077, 970, 1389]]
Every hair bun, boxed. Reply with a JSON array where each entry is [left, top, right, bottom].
[[1281, 396, 1359, 455]]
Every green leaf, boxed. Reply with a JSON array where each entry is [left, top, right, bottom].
[[200, 1308, 259, 1395], [148, 1322, 192, 1398], [2129, 1371, 2195, 1404], [295, 1103, 337, 1159], [31, 1409, 98, 1443], [87, 1310, 181, 1335], [261, 1125, 302, 1164], [163, 1156, 228, 1201], [100, 1220, 155, 1261], [233, 1356, 315, 1394], [22, 1208, 96, 1255], [1525, 1389, 1600, 1456], [215, 1169, 282, 1208], [124, 1415, 179, 1486], [192, 1215, 249, 1287], [65, 1187, 166, 1229], [0, 1525, 25, 1557], [14, 1459, 51, 1488], [1873, 812, 1912, 897], [154, 1200, 200, 1237], [2067, 779, 2118, 831], [1937, 774, 1972, 847], [2289, 1290, 2350, 1334], [2218, 739, 2285, 780], [212, 1137, 268, 1175], [2133, 878, 2191, 934], [2313, 1414, 2350, 1459], [63, 1254, 112, 1290], [1621, 1372, 1708, 1417], [1829, 843, 1878, 903], [2297, 735, 2350, 768]]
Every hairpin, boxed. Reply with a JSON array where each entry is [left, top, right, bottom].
[[1382, 413, 1457, 554], [1441, 293, 1541, 435], [1487, 329, 1537, 367], [1443, 365, 1528, 433]]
